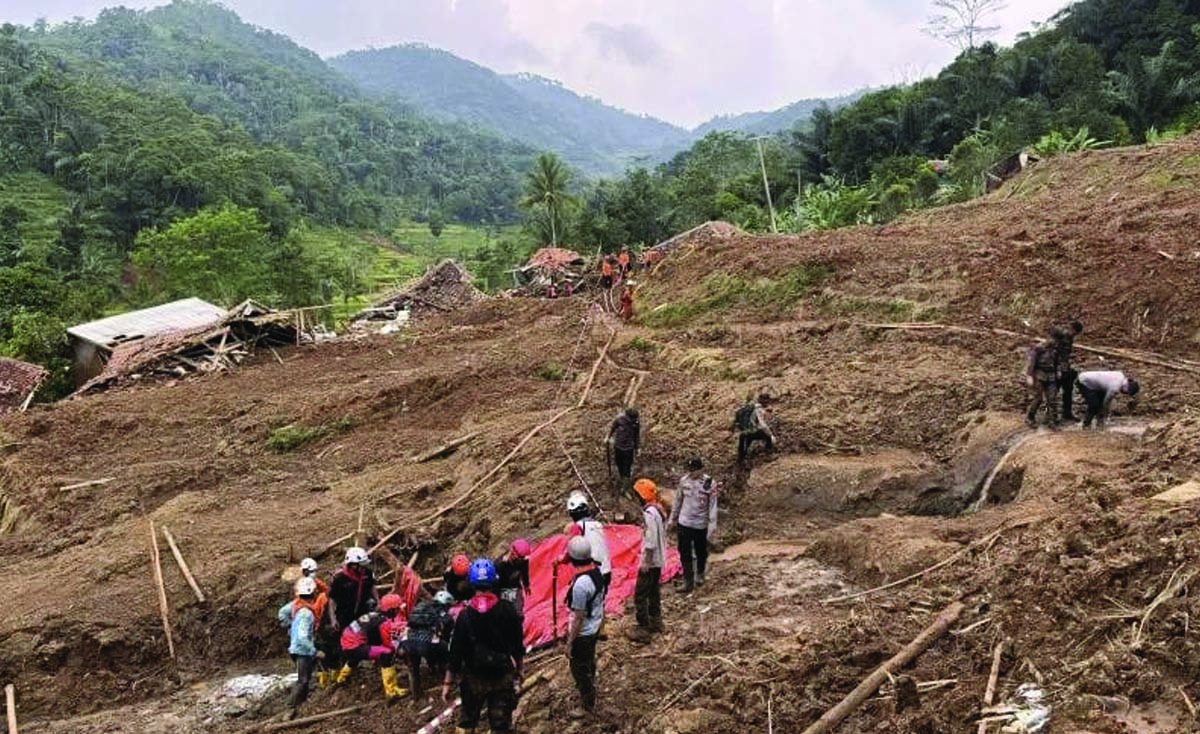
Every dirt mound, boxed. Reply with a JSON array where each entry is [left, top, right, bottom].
[[5, 137, 1200, 732], [372, 258, 485, 317]]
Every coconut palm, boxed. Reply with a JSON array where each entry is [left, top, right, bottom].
[[519, 152, 578, 246]]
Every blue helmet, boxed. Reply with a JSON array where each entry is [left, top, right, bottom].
[[468, 558, 498, 587]]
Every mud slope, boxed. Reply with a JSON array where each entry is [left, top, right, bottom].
[[2, 135, 1200, 733]]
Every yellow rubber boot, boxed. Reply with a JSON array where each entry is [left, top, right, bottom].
[[316, 670, 331, 689], [454, 729, 475, 734], [334, 663, 353, 685], [381, 666, 409, 700]]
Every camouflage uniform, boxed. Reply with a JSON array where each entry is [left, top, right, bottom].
[[1050, 322, 1080, 421], [1025, 339, 1060, 427]]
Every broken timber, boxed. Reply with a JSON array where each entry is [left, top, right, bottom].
[[148, 520, 176, 660], [409, 432, 479, 464], [161, 526, 206, 603]]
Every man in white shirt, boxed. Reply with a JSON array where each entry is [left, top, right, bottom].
[[1076, 371, 1139, 429]]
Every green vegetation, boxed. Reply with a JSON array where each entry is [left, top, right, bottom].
[[266, 417, 353, 452], [644, 264, 834, 328], [535, 362, 568, 381]]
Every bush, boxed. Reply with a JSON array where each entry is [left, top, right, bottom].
[[535, 362, 567, 381], [266, 416, 352, 452]]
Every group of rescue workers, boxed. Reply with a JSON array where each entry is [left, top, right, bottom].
[[276, 312, 1140, 730]]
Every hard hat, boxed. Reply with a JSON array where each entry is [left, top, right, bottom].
[[299, 558, 319, 573], [567, 536, 592, 562], [566, 490, 590, 517], [345, 547, 369, 565], [633, 478, 658, 503], [468, 557, 498, 587], [295, 577, 317, 596], [451, 554, 470, 576], [434, 590, 455, 606], [380, 593, 403, 613], [510, 538, 531, 558]]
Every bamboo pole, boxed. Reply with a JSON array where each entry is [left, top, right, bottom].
[[978, 641, 1005, 734], [149, 521, 176, 660], [5, 683, 16, 734], [258, 704, 366, 732], [161, 526, 206, 603], [801, 601, 966, 734]]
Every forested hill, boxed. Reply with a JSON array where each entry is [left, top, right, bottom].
[[693, 90, 868, 137], [329, 44, 690, 174], [21, 0, 534, 225]]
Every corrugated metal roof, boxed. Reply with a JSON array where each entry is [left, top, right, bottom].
[[67, 298, 226, 348]]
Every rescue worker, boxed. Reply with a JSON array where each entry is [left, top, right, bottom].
[[617, 247, 631, 277], [445, 553, 475, 602], [1051, 320, 1084, 422], [668, 457, 719, 594], [1025, 336, 1061, 427], [279, 561, 335, 686], [406, 590, 455, 695], [299, 557, 330, 596], [734, 394, 775, 462], [1077, 370, 1140, 430], [627, 478, 666, 643], [600, 257, 614, 289], [340, 601, 408, 701], [607, 406, 641, 498], [618, 286, 634, 321], [564, 536, 606, 719], [285, 577, 321, 720], [565, 490, 611, 592], [548, 281, 558, 299], [327, 546, 378, 683], [442, 558, 525, 734], [495, 538, 532, 618]]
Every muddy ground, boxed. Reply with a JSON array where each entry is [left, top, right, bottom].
[[2, 136, 1200, 733]]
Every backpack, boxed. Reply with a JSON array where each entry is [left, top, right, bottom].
[[565, 568, 605, 618], [408, 601, 440, 630], [460, 607, 514, 674], [735, 403, 756, 431]]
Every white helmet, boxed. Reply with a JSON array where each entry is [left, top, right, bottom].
[[345, 547, 369, 565], [299, 558, 319, 573], [566, 490, 589, 514], [567, 536, 593, 562], [434, 590, 455, 605], [295, 577, 317, 596]]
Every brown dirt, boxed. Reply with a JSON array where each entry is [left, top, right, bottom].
[[4, 135, 1200, 733]]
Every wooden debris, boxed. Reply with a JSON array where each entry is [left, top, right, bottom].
[[801, 601, 966, 734], [161, 526, 206, 603], [313, 532, 353, 560], [656, 663, 720, 714], [6, 683, 16, 734], [149, 521, 176, 660], [415, 698, 460, 734], [952, 616, 993, 636], [257, 704, 367, 732], [59, 478, 114, 492], [410, 432, 479, 464], [978, 642, 1005, 734], [1180, 685, 1196, 719]]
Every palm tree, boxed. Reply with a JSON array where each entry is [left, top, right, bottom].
[[519, 152, 578, 246]]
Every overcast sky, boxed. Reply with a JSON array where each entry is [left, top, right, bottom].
[[6, 0, 1072, 128]]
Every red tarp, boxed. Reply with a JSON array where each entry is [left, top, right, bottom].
[[521, 525, 681, 649]]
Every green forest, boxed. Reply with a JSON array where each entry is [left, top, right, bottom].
[[1, 0, 1199, 397]]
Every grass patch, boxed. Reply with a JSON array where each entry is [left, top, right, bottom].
[[644, 263, 834, 328], [535, 362, 567, 381], [627, 336, 659, 352], [267, 416, 354, 452], [815, 292, 945, 322]]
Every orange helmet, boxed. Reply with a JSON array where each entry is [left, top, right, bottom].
[[380, 593, 403, 614], [451, 554, 470, 576], [634, 478, 658, 503]]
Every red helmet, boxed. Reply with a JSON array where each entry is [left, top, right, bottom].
[[511, 538, 531, 558], [451, 554, 470, 576], [380, 593, 403, 614]]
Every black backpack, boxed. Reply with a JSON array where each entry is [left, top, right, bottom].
[[735, 403, 756, 431], [565, 568, 605, 617], [459, 607, 514, 674]]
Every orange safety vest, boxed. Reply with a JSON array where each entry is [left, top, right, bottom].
[[617, 252, 630, 268], [601, 260, 613, 276]]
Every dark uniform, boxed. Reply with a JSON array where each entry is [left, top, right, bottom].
[[608, 408, 640, 498], [1025, 339, 1060, 427], [1050, 321, 1082, 421], [447, 599, 524, 732]]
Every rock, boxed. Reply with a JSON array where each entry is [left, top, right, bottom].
[[647, 707, 734, 733], [1148, 480, 1200, 505]]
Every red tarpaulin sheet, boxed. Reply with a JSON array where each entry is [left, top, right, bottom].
[[521, 525, 681, 649]]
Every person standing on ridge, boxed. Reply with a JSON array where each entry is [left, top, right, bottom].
[[565, 490, 611, 592], [619, 286, 634, 321], [600, 257, 614, 289], [284, 577, 320, 720], [442, 558, 524, 734], [617, 247, 631, 278], [668, 457, 719, 594], [734, 393, 775, 463], [607, 406, 641, 499], [564, 536, 606, 720], [626, 478, 666, 643], [1025, 335, 1061, 428], [1051, 320, 1084, 422]]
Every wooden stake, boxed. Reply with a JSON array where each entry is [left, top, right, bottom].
[[978, 641, 1005, 734], [59, 478, 114, 492], [409, 432, 479, 464], [258, 704, 366, 732], [355, 503, 365, 547], [313, 532, 352, 560], [161, 526, 206, 603], [149, 521, 176, 660], [801, 601, 966, 734], [5, 683, 16, 734], [1179, 685, 1196, 719]]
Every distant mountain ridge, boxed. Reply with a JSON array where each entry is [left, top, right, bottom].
[[694, 90, 870, 137]]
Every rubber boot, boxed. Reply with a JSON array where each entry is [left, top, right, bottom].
[[381, 666, 409, 700], [454, 728, 475, 734], [334, 663, 353, 685], [316, 670, 331, 689]]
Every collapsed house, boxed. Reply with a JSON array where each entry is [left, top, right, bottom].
[[70, 299, 307, 395], [355, 260, 485, 326], [514, 247, 585, 295], [0, 357, 48, 416]]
